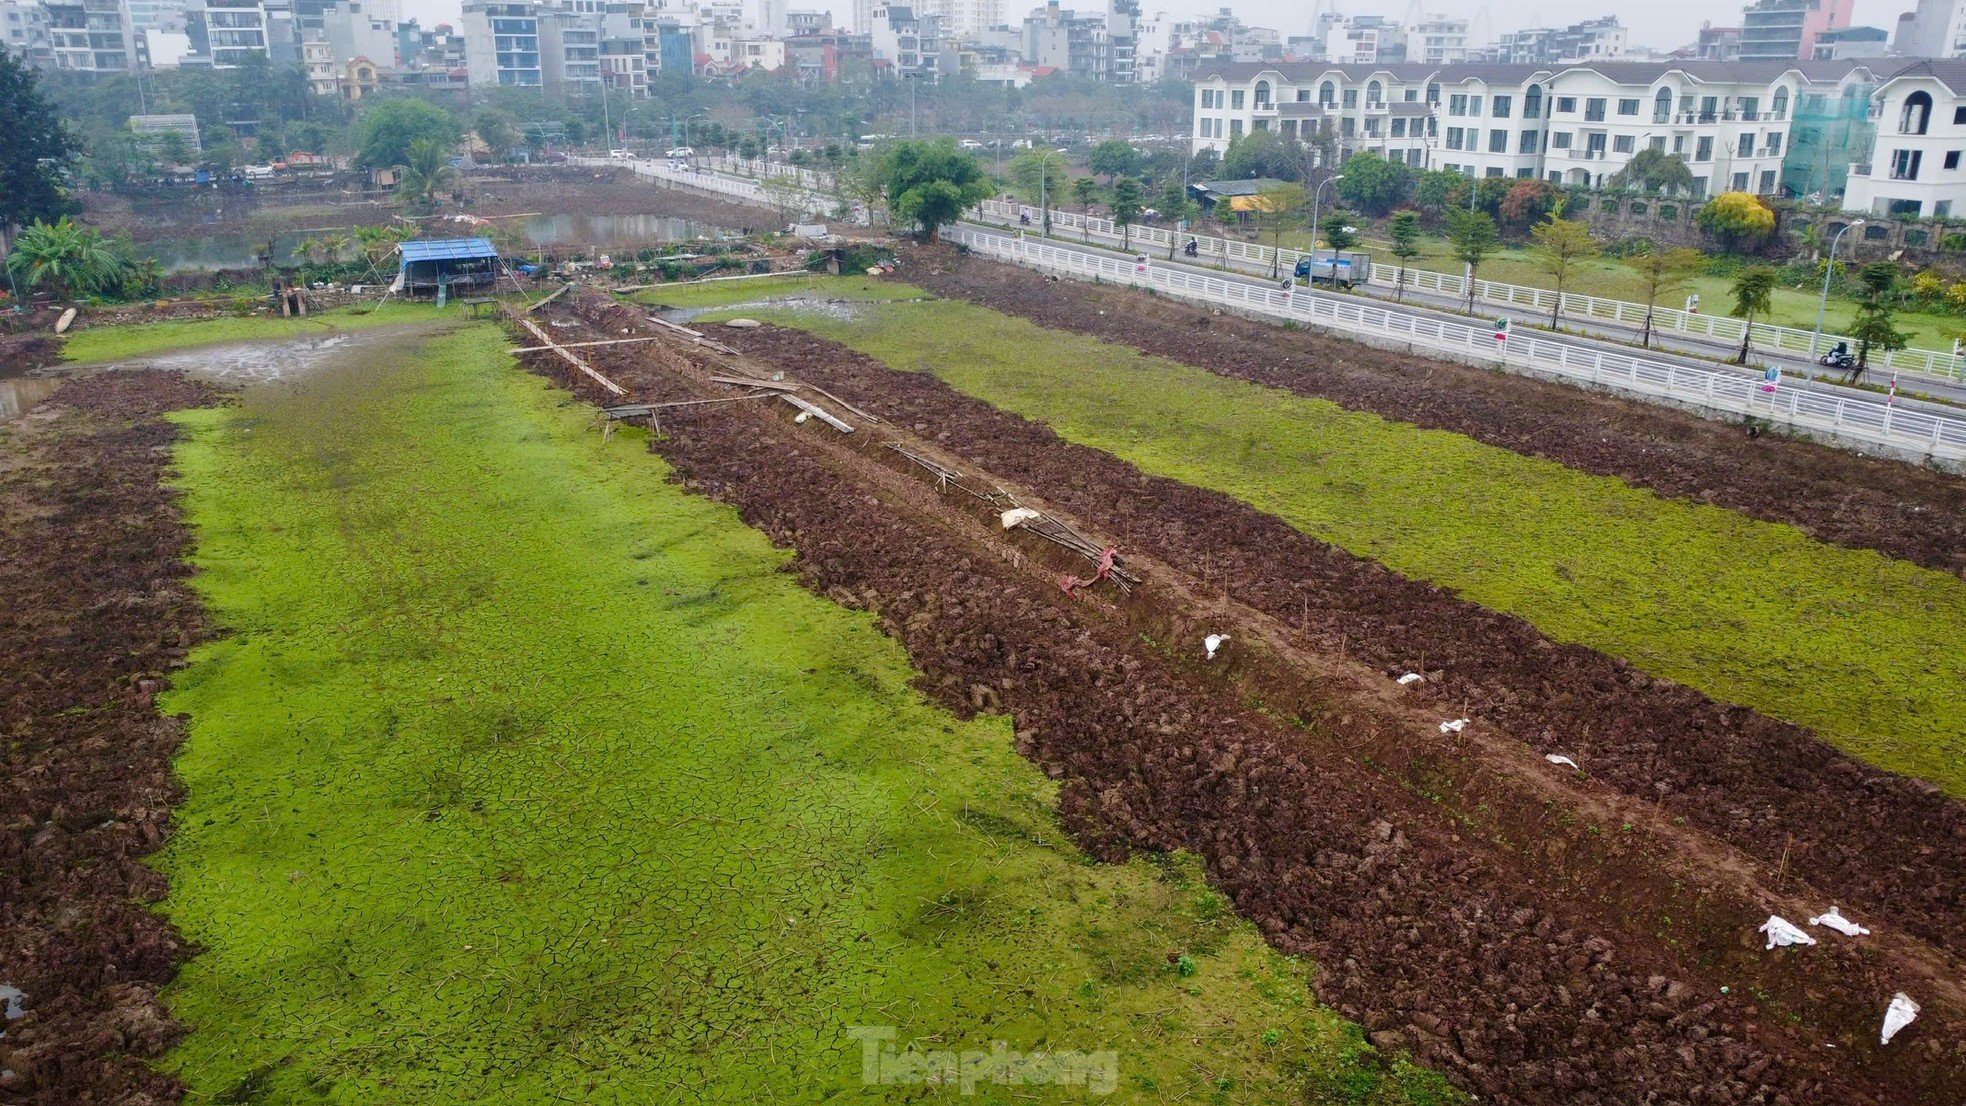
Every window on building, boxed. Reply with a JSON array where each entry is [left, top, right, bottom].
[[1489, 129, 1507, 152], [1901, 90, 1931, 134], [1296, 88, 1310, 101], [1938, 200, 1953, 217], [1426, 82, 1441, 104], [1519, 130, 1538, 153], [1492, 94, 1511, 117], [1758, 169, 1776, 192], [1766, 133, 1782, 155], [1524, 85, 1542, 118], [1550, 131, 1571, 149], [1890, 148, 1921, 179], [1404, 88, 1418, 101], [1517, 167, 1533, 177], [1654, 87, 1672, 123], [1772, 88, 1788, 119], [1486, 166, 1505, 177], [1673, 134, 1686, 154], [1200, 89, 1213, 108], [1955, 106, 1966, 125], [1699, 95, 1718, 119], [1254, 81, 1271, 108], [1230, 89, 1244, 109], [1343, 88, 1357, 108], [1584, 97, 1605, 121], [1391, 117, 1406, 136], [1695, 136, 1713, 161], [1320, 79, 1335, 106], [1367, 79, 1383, 104], [1450, 93, 1468, 115], [1613, 134, 1634, 153], [1738, 133, 1752, 157], [1617, 98, 1638, 115], [1446, 126, 1464, 150], [1732, 172, 1748, 190], [1556, 95, 1575, 113]]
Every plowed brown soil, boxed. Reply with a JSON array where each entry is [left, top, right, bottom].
[[512, 293, 1964, 1106], [902, 244, 1966, 577], [712, 321, 1966, 963], [0, 372, 220, 1105]]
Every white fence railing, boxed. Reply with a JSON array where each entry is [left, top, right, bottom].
[[588, 157, 834, 217], [974, 199, 1966, 386], [950, 226, 1966, 463]]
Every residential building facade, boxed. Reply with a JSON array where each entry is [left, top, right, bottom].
[[1844, 60, 1966, 217], [1737, 0, 1851, 62]]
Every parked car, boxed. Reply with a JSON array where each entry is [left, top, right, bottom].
[[665, 146, 695, 158], [958, 139, 984, 150], [609, 148, 636, 159]]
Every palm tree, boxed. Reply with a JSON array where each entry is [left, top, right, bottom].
[[396, 138, 461, 206], [1730, 266, 1778, 364], [5, 217, 129, 300]]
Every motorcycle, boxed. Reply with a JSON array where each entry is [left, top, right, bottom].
[[1818, 344, 1856, 371], [1183, 238, 1199, 258]]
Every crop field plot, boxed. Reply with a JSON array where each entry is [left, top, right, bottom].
[[7, 254, 1961, 1106], [139, 324, 1448, 1103]]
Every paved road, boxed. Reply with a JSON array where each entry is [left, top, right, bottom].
[[964, 225, 1966, 422], [968, 213, 1966, 408]]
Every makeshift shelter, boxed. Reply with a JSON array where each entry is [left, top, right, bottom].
[[1190, 178, 1296, 219], [394, 237, 501, 302]]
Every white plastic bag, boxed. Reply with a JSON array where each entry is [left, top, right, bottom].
[[1438, 718, 1469, 734], [1545, 754, 1579, 769], [999, 507, 1042, 530], [1396, 672, 1423, 685], [1808, 907, 1869, 937], [1204, 634, 1229, 661], [1758, 915, 1816, 950], [1881, 993, 1919, 1044]]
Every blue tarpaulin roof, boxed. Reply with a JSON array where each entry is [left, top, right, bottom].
[[397, 237, 499, 269]]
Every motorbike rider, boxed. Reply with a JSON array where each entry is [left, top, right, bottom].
[[1184, 237, 1199, 257]]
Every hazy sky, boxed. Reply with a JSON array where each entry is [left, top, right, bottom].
[[390, 0, 1911, 55]]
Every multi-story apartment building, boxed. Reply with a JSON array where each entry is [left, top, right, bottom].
[[318, 0, 396, 66], [45, 0, 139, 71], [1407, 15, 1466, 66], [184, 0, 282, 66], [1844, 60, 1966, 217], [1192, 59, 1871, 198], [2, 0, 53, 64], [1738, 0, 1851, 62], [1486, 17, 1626, 65], [867, 1, 934, 78], [1336, 16, 1403, 65], [462, 0, 541, 84]]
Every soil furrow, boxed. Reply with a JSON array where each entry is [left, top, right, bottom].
[[709, 320, 1966, 963], [902, 244, 1966, 576], [516, 296, 1960, 1105], [0, 372, 221, 1106]]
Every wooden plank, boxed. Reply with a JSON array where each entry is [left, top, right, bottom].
[[508, 335, 671, 353], [514, 316, 628, 397], [708, 374, 799, 392], [780, 394, 853, 432], [524, 282, 576, 314]]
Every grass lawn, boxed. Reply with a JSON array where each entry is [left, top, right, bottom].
[[1343, 232, 1966, 351], [627, 272, 925, 309], [63, 301, 452, 364], [154, 321, 1459, 1104], [681, 279, 1966, 798]]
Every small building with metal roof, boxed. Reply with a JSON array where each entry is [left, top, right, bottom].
[[394, 237, 502, 299]]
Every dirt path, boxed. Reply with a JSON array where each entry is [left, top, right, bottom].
[[0, 372, 221, 1105], [901, 245, 1966, 577], [515, 293, 1962, 1105]]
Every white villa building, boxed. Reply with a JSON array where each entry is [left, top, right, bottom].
[[1843, 59, 1966, 217], [1191, 59, 1874, 197]]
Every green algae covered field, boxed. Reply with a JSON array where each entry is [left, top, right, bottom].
[[677, 283, 1966, 798], [152, 322, 1458, 1103]]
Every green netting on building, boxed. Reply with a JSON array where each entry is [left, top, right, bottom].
[[1783, 86, 1875, 201]]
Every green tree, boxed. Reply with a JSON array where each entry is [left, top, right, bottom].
[[1334, 150, 1411, 216], [1087, 139, 1141, 183], [1319, 209, 1358, 251], [1009, 150, 1067, 228], [1729, 265, 1778, 363], [1071, 175, 1099, 209], [1848, 262, 1910, 381], [1248, 181, 1306, 278], [1158, 176, 1199, 258], [1608, 148, 1695, 195], [155, 131, 194, 168], [878, 138, 993, 242], [1498, 179, 1560, 236], [1220, 130, 1301, 182], [355, 98, 460, 170], [1387, 210, 1421, 301], [1623, 243, 1704, 347], [396, 137, 460, 205], [1697, 191, 1776, 253], [1528, 216, 1599, 327], [474, 108, 520, 163], [1445, 207, 1500, 312], [0, 51, 77, 232], [5, 217, 129, 299], [1109, 176, 1144, 250], [1413, 169, 1465, 216]]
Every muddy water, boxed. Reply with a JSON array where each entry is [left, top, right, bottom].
[[95, 324, 458, 385], [0, 376, 60, 419]]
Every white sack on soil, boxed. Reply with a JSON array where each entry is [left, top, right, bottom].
[[1396, 672, 1424, 685], [1545, 754, 1580, 769], [1881, 993, 1919, 1044], [1439, 718, 1469, 734], [1759, 916, 1816, 949], [1000, 508, 1042, 530], [1809, 908, 1870, 937]]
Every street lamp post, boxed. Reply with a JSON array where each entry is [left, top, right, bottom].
[[1308, 174, 1344, 276], [1037, 149, 1058, 237], [1815, 218, 1865, 355]]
